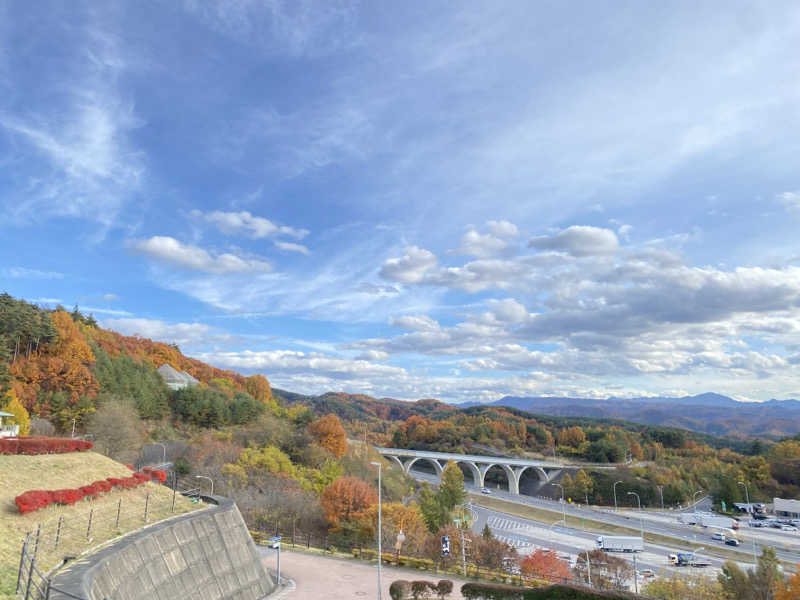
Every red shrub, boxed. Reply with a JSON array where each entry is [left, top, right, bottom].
[[52, 489, 84, 504], [15, 490, 53, 513], [124, 463, 134, 470], [150, 469, 167, 483], [132, 472, 150, 484], [0, 437, 92, 455], [107, 477, 124, 488], [92, 480, 112, 493], [79, 484, 99, 499]]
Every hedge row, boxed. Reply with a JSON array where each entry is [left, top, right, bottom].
[[0, 437, 93, 455], [15, 471, 163, 514], [460, 583, 640, 600]]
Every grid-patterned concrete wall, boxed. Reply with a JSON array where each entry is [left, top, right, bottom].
[[49, 496, 274, 600]]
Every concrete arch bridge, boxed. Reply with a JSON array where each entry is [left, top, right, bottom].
[[376, 447, 564, 496]]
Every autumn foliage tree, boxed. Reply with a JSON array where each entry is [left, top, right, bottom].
[[321, 476, 377, 525], [309, 413, 347, 458], [774, 563, 800, 600], [1, 388, 30, 435], [520, 549, 570, 582]]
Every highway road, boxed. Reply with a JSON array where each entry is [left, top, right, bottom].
[[408, 469, 800, 566], [468, 503, 742, 580]]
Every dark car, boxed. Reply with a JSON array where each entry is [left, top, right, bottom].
[[725, 538, 741, 546]]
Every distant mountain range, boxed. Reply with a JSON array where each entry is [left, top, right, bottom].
[[467, 393, 800, 439]]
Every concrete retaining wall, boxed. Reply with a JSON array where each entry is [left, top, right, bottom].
[[49, 495, 275, 600]]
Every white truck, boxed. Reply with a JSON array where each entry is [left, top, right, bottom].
[[678, 513, 700, 525], [596, 536, 644, 553], [699, 515, 738, 530]]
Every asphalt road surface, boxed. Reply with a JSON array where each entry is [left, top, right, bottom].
[[409, 469, 800, 566]]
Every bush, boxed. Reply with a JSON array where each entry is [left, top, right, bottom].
[[411, 581, 434, 599], [436, 580, 454, 599], [15, 490, 53, 514], [390, 580, 412, 600], [0, 436, 92, 454], [461, 582, 524, 600], [150, 469, 167, 483]]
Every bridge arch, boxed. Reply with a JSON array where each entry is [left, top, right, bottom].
[[456, 461, 482, 487], [404, 457, 444, 477], [479, 463, 518, 494], [386, 455, 405, 471], [517, 465, 548, 482]]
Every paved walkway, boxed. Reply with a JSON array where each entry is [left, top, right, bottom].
[[261, 548, 474, 599]]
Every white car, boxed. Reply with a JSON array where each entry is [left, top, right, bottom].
[[481, 487, 492, 495], [711, 531, 726, 541], [780, 524, 797, 532]]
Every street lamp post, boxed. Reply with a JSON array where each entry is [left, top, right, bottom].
[[613, 481, 623, 513], [554, 483, 566, 524], [153, 442, 166, 464], [657, 486, 664, 511], [370, 461, 383, 600], [692, 490, 704, 513], [627, 492, 643, 539], [195, 475, 213, 496], [738, 481, 758, 564]]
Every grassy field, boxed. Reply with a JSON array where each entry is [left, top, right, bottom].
[[0, 452, 199, 598]]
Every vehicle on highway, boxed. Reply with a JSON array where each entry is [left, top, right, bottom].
[[725, 538, 741, 546], [749, 520, 764, 528], [780, 524, 798, 532], [596, 536, 644, 553], [669, 553, 711, 568], [700, 515, 738, 530], [639, 569, 655, 579], [481, 487, 492, 495], [711, 531, 726, 542]]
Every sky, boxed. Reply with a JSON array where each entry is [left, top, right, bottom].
[[1, 1, 800, 403]]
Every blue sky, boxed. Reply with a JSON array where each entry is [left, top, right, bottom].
[[2, 1, 800, 402]]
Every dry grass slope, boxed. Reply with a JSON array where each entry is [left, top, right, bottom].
[[0, 452, 199, 598]]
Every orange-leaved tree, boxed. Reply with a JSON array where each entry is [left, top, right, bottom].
[[774, 563, 800, 600], [309, 413, 347, 458], [321, 476, 377, 525], [520, 549, 571, 582]]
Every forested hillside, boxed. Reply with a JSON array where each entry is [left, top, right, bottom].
[[274, 389, 800, 511]]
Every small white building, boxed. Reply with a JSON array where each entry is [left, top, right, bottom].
[[774, 497, 800, 519], [157, 363, 200, 391], [0, 410, 19, 438]]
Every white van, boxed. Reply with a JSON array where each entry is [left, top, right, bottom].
[[711, 531, 726, 541]]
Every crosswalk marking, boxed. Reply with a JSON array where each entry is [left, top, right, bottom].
[[494, 535, 534, 549]]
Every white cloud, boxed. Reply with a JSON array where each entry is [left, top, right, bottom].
[[274, 240, 311, 255], [379, 245, 437, 283], [191, 209, 308, 239], [80, 306, 133, 317], [486, 220, 519, 237], [777, 191, 800, 212], [131, 236, 272, 274], [102, 317, 234, 347], [102, 293, 118, 301], [454, 229, 507, 258], [486, 298, 529, 323], [389, 314, 441, 332], [194, 349, 405, 380], [528, 226, 619, 256]]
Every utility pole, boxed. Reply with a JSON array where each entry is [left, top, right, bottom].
[[738, 481, 758, 564], [460, 527, 467, 577], [633, 553, 638, 594], [370, 461, 383, 600], [657, 486, 664, 511]]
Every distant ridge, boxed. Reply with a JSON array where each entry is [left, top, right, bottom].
[[467, 393, 800, 439]]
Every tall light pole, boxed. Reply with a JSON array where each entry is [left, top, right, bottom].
[[370, 461, 383, 600], [195, 475, 214, 495], [153, 442, 166, 464], [738, 481, 758, 564], [657, 486, 664, 511], [613, 481, 623, 513], [554, 483, 566, 525], [628, 492, 643, 539], [692, 490, 704, 513]]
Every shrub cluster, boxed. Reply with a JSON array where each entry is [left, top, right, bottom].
[[14, 470, 162, 514], [0, 436, 93, 455], [389, 580, 453, 600], [141, 466, 167, 483]]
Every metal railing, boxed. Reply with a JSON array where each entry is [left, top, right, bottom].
[[16, 489, 185, 600]]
